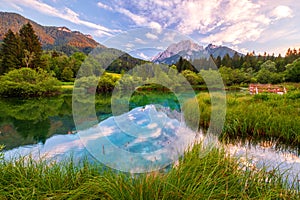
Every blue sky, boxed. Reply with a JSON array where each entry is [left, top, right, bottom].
[[1, 0, 300, 57]]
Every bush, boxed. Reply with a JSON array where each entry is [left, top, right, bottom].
[[0, 68, 60, 97]]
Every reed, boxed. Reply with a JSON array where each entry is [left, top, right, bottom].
[[183, 90, 300, 145], [0, 144, 297, 199]]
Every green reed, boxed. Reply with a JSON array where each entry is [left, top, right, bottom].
[[0, 143, 297, 199]]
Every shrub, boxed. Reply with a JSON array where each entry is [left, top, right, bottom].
[[0, 68, 60, 97]]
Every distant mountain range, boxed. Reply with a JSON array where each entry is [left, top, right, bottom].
[[152, 40, 242, 64], [0, 12, 102, 54]]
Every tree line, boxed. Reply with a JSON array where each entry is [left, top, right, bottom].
[[174, 50, 300, 86]]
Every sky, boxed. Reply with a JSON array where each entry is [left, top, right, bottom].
[[1, 0, 300, 58]]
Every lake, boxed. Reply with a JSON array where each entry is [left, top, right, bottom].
[[1, 91, 300, 184]]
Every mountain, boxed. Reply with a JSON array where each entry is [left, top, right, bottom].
[[152, 40, 242, 64], [205, 44, 242, 58], [0, 12, 102, 54], [151, 40, 204, 64]]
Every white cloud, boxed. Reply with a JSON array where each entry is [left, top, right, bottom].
[[5, 0, 118, 36], [105, 0, 296, 48], [136, 52, 150, 60], [117, 8, 147, 25], [145, 32, 158, 40], [134, 38, 147, 44], [124, 43, 135, 51], [97, 2, 113, 11], [162, 32, 177, 42], [271, 5, 293, 20]]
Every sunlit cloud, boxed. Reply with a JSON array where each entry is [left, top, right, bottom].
[[271, 5, 293, 20], [98, 0, 296, 54]]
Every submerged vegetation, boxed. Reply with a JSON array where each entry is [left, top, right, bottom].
[[0, 144, 298, 199]]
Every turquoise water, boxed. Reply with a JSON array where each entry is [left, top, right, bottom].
[[2, 92, 197, 172]]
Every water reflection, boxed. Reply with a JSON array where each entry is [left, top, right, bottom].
[[0, 95, 75, 149], [4, 104, 196, 173], [0, 92, 182, 150]]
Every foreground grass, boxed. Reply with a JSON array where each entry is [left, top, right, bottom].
[[184, 90, 300, 145], [0, 144, 298, 199]]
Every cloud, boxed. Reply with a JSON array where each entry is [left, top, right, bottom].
[[136, 52, 150, 60], [124, 43, 135, 51], [97, 2, 113, 11], [103, 0, 296, 47], [134, 38, 147, 44], [117, 8, 147, 25], [145, 32, 158, 40], [5, 0, 118, 36], [97, 2, 163, 32], [271, 5, 293, 20]]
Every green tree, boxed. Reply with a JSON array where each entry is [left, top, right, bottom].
[[181, 70, 202, 85], [61, 67, 74, 82], [260, 60, 277, 72], [0, 29, 22, 74], [19, 23, 43, 69], [221, 53, 232, 68], [232, 52, 241, 69], [70, 52, 86, 77], [285, 58, 300, 82]]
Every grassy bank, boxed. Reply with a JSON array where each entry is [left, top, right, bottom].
[[183, 89, 300, 145], [0, 144, 297, 199]]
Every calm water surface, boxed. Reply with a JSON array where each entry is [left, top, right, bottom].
[[1, 91, 300, 185]]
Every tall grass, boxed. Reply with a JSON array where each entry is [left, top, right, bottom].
[[0, 144, 298, 199], [184, 90, 300, 145]]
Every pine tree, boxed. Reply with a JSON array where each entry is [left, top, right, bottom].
[[19, 23, 43, 69], [0, 29, 22, 74], [232, 52, 240, 69], [221, 53, 232, 67], [215, 56, 221, 68]]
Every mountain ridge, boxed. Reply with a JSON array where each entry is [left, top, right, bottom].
[[152, 40, 242, 64], [0, 12, 102, 53]]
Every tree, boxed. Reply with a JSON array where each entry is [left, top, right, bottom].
[[181, 70, 202, 85], [19, 23, 43, 69], [256, 61, 283, 84], [175, 57, 195, 72], [285, 58, 300, 82], [232, 52, 241, 69], [221, 53, 232, 68], [214, 56, 221, 68], [22, 49, 35, 68], [0, 29, 22, 74], [260, 60, 277, 72], [61, 67, 74, 82]]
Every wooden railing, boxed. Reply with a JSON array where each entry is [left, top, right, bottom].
[[249, 84, 287, 95]]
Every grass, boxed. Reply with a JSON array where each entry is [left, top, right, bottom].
[[106, 72, 122, 79], [0, 144, 298, 199], [183, 90, 300, 146]]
